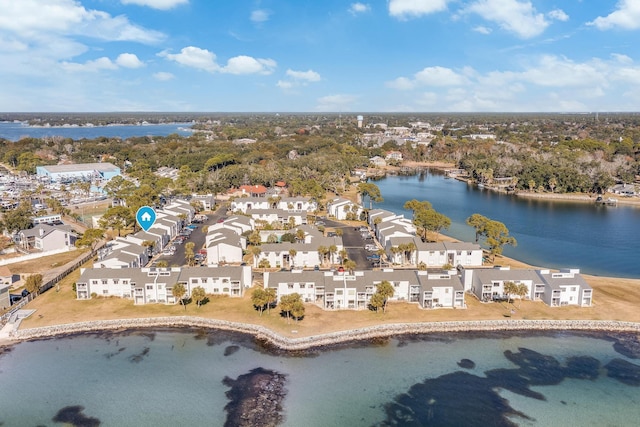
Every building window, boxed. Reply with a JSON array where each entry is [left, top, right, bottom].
[[103, 290, 109, 294], [113, 279, 119, 285], [300, 284, 306, 288], [288, 284, 294, 289], [146, 285, 153, 290], [101, 280, 108, 285]]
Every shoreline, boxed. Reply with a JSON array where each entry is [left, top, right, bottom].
[[398, 161, 640, 207], [5, 317, 640, 351]]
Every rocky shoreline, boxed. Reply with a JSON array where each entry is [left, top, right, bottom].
[[6, 317, 640, 352]]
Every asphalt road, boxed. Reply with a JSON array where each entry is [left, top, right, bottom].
[[324, 218, 378, 270], [156, 206, 226, 267]]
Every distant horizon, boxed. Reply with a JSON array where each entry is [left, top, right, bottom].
[[2, 111, 640, 116], [1, 1, 639, 112]]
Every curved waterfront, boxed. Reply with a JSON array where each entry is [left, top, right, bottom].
[[0, 121, 194, 141], [374, 172, 640, 278], [1, 328, 639, 426]]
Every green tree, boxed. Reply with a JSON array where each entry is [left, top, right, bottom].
[[251, 287, 270, 315], [172, 282, 186, 310], [248, 245, 262, 268], [1, 202, 34, 233], [515, 283, 529, 307], [280, 293, 303, 323], [24, 274, 43, 297], [343, 259, 357, 273], [373, 280, 395, 313], [75, 228, 104, 250], [185, 241, 196, 266], [191, 286, 206, 308], [465, 213, 489, 243], [99, 206, 134, 237], [370, 292, 385, 313], [503, 281, 518, 304], [357, 182, 383, 209], [103, 175, 136, 201], [484, 220, 517, 261], [156, 260, 168, 268]]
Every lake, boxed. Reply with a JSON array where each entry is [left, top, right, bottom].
[[374, 172, 640, 278], [0, 121, 194, 141], [1, 329, 639, 426]]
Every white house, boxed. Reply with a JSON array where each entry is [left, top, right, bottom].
[[76, 265, 252, 303], [416, 271, 465, 309], [16, 224, 77, 253], [231, 197, 271, 213], [206, 228, 245, 266], [462, 266, 592, 307], [537, 268, 593, 307], [264, 268, 463, 311], [415, 241, 483, 268], [326, 197, 363, 220]]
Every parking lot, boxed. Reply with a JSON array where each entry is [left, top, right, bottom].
[[156, 207, 226, 266], [323, 218, 380, 270]]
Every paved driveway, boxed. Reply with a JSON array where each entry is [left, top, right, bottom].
[[324, 219, 376, 270], [157, 207, 226, 266]]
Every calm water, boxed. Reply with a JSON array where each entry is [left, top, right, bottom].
[[0, 121, 194, 141], [1, 330, 639, 426], [374, 172, 640, 278]]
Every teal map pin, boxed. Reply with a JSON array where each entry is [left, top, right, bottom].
[[136, 206, 156, 232]]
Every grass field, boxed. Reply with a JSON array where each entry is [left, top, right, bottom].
[[17, 256, 640, 339]]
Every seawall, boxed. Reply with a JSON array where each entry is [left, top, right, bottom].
[[8, 317, 640, 351]]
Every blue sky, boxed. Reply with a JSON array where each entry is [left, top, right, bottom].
[[0, 0, 639, 112]]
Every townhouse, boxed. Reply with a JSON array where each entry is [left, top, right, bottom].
[[462, 266, 592, 307], [326, 197, 363, 221], [415, 241, 483, 268], [206, 228, 245, 266], [16, 223, 77, 253], [76, 265, 252, 304], [264, 268, 464, 310]]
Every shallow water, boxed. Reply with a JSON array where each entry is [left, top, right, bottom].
[[1, 330, 639, 426]]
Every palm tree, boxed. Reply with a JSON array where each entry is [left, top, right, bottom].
[[248, 245, 262, 268], [338, 249, 348, 265], [328, 244, 337, 266], [191, 286, 206, 308], [317, 245, 328, 266], [172, 283, 187, 310], [295, 228, 306, 243], [288, 248, 297, 268]]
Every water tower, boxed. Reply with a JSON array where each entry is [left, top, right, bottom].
[[357, 115, 364, 128]]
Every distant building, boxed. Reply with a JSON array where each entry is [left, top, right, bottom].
[[36, 162, 121, 183]]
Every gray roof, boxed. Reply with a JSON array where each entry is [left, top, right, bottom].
[[39, 162, 120, 174]]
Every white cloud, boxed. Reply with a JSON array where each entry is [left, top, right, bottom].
[[153, 71, 175, 81], [388, 0, 449, 20], [116, 53, 144, 68], [60, 56, 118, 72], [349, 3, 371, 15], [222, 56, 276, 75], [588, 0, 640, 30], [278, 69, 321, 90], [0, 0, 164, 44], [276, 80, 294, 89], [120, 0, 189, 10], [250, 9, 271, 23], [386, 54, 640, 112], [465, 0, 549, 39], [159, 47, 276, 75], [548, 9, 569, 22], [473, 26, 492, 34], [286, 69, 321, 82], [159, 46, 220, 72], [387, 66, 468, 89], [316, 94, 358, 111]]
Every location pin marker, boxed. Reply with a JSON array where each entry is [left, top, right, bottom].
[[136, 206, 156, 232]]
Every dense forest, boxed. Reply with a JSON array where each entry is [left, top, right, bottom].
[[1, 113, 639, 198]]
